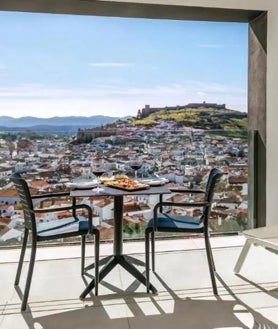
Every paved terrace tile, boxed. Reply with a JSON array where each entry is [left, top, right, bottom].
[[0, 236, 277, 329]]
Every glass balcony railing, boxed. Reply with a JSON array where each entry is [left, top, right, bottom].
[[0, 128, 249, 247]]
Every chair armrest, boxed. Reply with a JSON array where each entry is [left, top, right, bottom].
[[154, 201, 209, 213], [33, 204, 93, 231], [31, 192, 70, 199], [152, 201, 210, 230], [34, 205, 80, 213], [169, 188, 206, 194]]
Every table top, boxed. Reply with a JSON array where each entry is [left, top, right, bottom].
[[243, 224, 278, 239], [242, 224, 278, 250], [70, 184, 171, 198]]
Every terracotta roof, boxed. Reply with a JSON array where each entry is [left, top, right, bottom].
[[94, 198, 113, 207], [0, 187, 37, 198], [0, 168, 12, 172], [0, 189, 20, 198], [0, 217, 11, 224], [99, 227, 113, 240], [29, 180, 50, 189]]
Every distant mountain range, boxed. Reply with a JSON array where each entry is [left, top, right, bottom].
[[0, 115, 120, 127], [0, 115, 121, 134]]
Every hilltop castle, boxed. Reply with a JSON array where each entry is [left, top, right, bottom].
[[137, 101, 226, 119]]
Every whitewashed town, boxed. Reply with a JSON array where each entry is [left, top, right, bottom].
[[0, 104, 248, 246]]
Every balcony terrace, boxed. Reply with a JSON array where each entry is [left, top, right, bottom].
[[0, 1, 275, 328], [0, 235, 277, 328]]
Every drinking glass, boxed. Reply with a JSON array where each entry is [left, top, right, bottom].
[[129, 154, 142, 181], [91, 157, 106, 193]]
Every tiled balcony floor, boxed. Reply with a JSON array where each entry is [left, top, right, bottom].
[[0, 236, 278, 329]]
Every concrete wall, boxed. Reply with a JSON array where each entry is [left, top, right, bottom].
[[1, 0, 278, 225]]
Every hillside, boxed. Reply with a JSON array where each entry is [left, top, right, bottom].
[[132, 106, 247, 131]]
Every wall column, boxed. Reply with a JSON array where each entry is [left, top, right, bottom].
[[248, 12, 267, 227]]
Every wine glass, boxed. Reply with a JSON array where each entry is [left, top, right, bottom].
[[91, 156, 106, 193], [129, 154, 142, 181]]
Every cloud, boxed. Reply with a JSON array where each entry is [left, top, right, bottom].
[[88, 62, 133, 68], [0, 80, 247, 118]]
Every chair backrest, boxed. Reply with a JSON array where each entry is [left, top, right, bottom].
[[202, 168, 224, 225], [10, 173, 36, 232]]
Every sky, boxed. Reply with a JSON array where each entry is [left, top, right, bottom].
[[0, 11, 248, 118]]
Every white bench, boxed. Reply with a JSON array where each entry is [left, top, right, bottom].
[[234, 224, 278, 273]]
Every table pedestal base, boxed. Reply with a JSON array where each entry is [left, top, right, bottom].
[[80, 255, 157, 299]]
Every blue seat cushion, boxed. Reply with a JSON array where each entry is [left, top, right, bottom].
[[147, 213, 203, 231]]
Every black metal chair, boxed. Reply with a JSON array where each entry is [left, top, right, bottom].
[[145, 168, 224, 295], [10, 173, 100, 311]]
